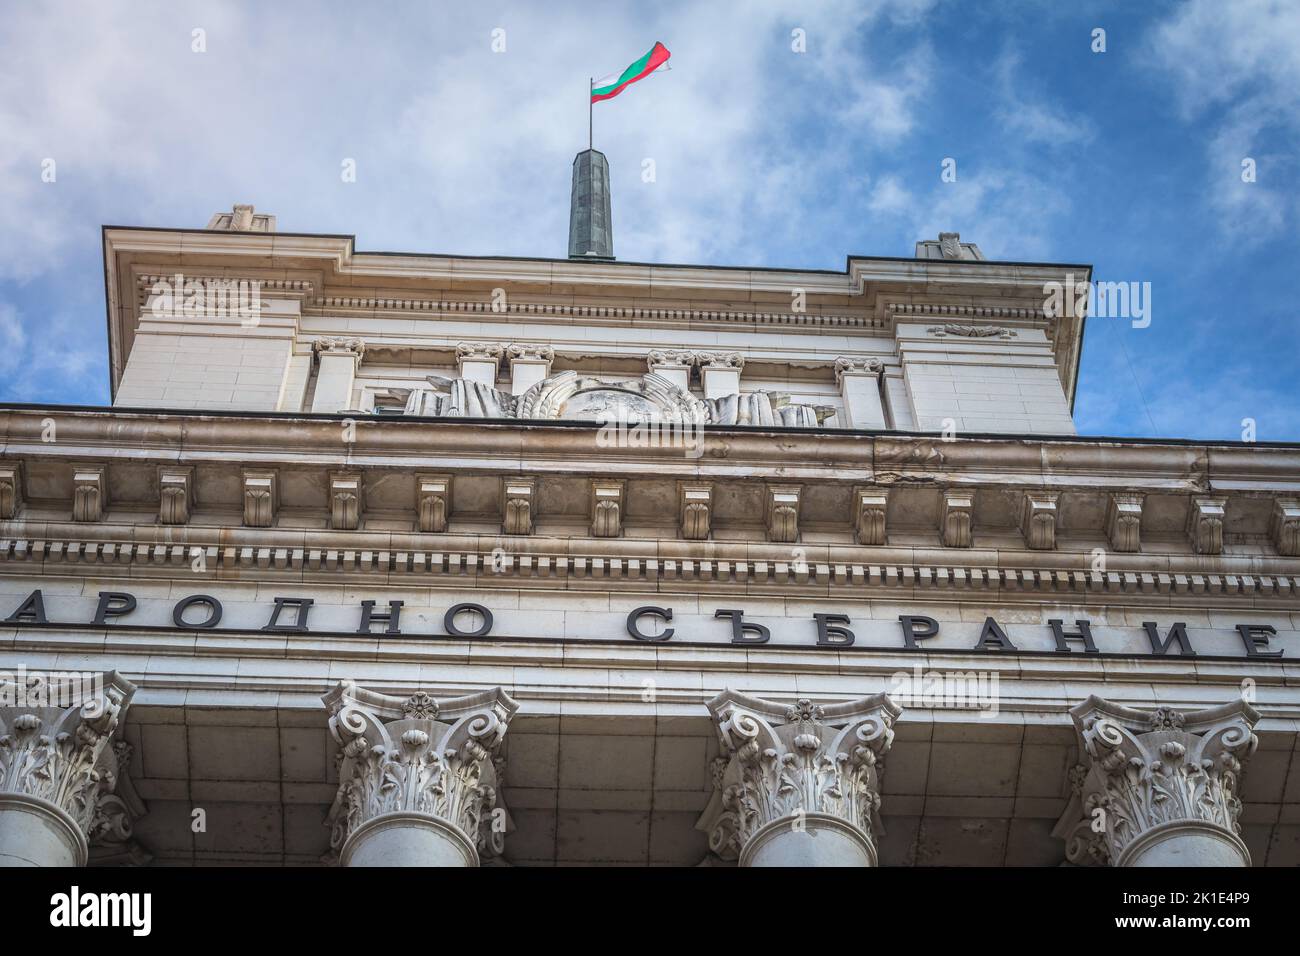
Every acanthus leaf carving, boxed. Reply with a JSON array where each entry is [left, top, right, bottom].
[[323, 681, 519, 865], [1051, 695, 1258, 867], [0, 670, 137, 863], [696, 690, 901, 864]]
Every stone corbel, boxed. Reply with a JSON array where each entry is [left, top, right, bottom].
[[416, 474, 452, 533], [1106, 494, 1144, 553], [1271, 498, 1300, 556], [1187, 497, 1226, 555], [329, 472, 364, 531], [765, 484, 801, 543], [158, 467, 194, 525], [679, 482, 713, 540], [1020, 492, 1058, 551], [242, 469, 278, 528], [1052, 696, 1258, 867], [590, 479, 625, 538], [852, 486, 888, 545], [0, 670, 137, 867], [696, 690, 902, 867], [72, 465, 107, 523], [0, 462, 22, 519], [940, 490, 974, 548], [322, 680, 519, 867], [501, 477, 536, 535]]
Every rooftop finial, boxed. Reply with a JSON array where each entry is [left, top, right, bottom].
[[568, 150, 613, 259], [206, 204, 276, 233]]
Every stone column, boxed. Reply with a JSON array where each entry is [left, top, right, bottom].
[[0, 671, 136, 867], [311, 338, 365, 412], [696, 690, 901, 867], [834, 357, 886, 429], [507, 345, 554, 395], [1053, 695, 1259, 867], [456, 342, 504, 388], [696, 351, 744, 400], [323, 681, 518, 867]]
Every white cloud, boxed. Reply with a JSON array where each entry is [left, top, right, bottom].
[[1148, 0, 1300, 241], [0, 303, 25, 373], [992, 50, 1095, 147]]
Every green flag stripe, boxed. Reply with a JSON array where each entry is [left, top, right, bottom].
[[592, 46, 659, 97]]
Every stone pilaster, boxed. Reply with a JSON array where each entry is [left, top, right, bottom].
[[323, 681, 518, 867], [833, 357, 886, 429], [507, 344, 554, 395], [311, 337, 365, 413], [696, 351, 744, 399], [0, 670, 136, 867], [1052, 695, 1258, 867], [647, 349, 695, 392], [696, 690, 901, 867], [456, 342, 505, 387]]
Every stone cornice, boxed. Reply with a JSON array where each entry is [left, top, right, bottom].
[[3, 409, 1300, 565], [1, 406, 1296, 481], [2, 529, 1300, 603], [103, 226, 1089, 396]]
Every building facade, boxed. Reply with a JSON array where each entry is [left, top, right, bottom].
[[1, 185, 1298, 867]]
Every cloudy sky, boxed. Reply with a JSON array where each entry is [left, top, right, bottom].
[[1, 0, 1297, 440]]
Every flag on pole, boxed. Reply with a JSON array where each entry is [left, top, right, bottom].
[[591, 42, 671, 103]]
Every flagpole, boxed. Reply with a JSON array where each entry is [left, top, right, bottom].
[[588, 76, 593, 150]]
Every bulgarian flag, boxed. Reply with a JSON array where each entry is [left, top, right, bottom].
[[591, 41, 671, 103]]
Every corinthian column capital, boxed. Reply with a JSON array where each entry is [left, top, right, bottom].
[[697, 690, 901, 866], [323, 681, 519, 867], [0, 670, 136, 867], [1053, 695, 1259, 867]]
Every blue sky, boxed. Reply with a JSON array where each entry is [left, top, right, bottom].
[[1, 0, 1297, 440]]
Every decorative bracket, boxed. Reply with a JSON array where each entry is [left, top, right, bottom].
[[502, 477, 536, 535], [242, 469, 278, 528], [590, 479, 625, 538], [416, 474, 452, 533], [941, 490, 974, 548], [1106, 494, 1144, 553], [765, 484, 801, 543], [158, 467, 193, 526], [679, 482, 713, 541], [853, 486, 888, 545], [329, 472, 364, 531], [72, 465, 107, 523], [1020, 491, 1058, 551]]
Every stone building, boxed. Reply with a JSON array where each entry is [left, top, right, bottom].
[[1, 163, 1298, 867]]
